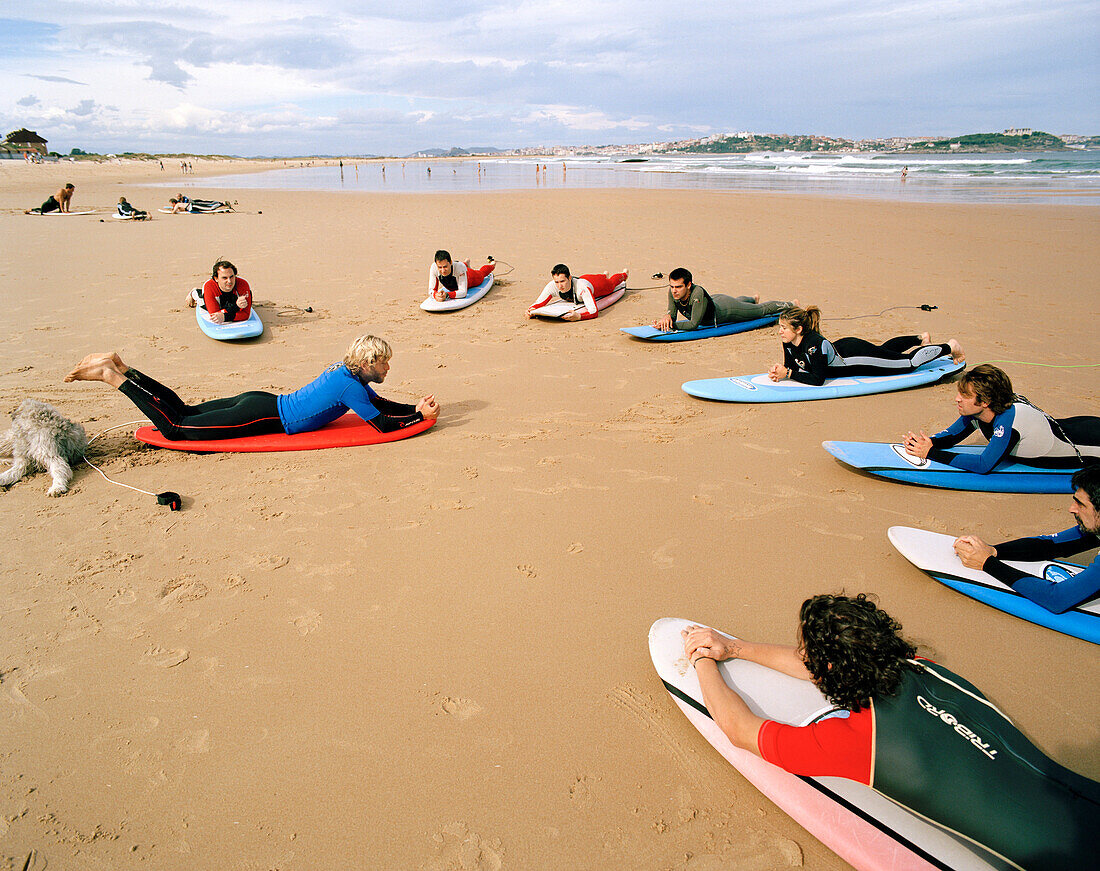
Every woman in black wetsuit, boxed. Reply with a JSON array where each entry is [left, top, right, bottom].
[[767, 306, 964, 386]]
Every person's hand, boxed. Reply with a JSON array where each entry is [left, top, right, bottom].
[[210, 311, 226, 324], [417, 395, 439, 420], [562, 310, 581, 322], [902, 430, 932, 459], [434, 289, 447, 302], [525, 307, 536, 319], [236, 295, 249, 309], [954, 535, 997, 570], [768, 363, 786, 382], [682, 625, 742, 664], [653, 314, 673, 332]]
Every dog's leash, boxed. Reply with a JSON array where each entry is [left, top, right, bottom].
[[84, 420, 181, 510]]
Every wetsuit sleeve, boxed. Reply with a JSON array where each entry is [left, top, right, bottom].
[[201, 279, 221, 314], [428, 263, 439, 297], [675, 287, 708, 331], [982, 529, 1100, 613], [928, 416, 976, 450], [372, 395, 418, 417], [576, 279, 599, 319], [928, 408, 1014, 474], [667, 290, 677, 323], [454, 263, 468, 299], [362, 390, 424, 433], [757, 710, 873, 782], [787, 338, 829, 386], [529, 281, 555, 311]]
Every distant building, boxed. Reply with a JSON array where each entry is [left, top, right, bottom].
[[3, 128, 48, 156], [1004, 128, 1032, 136]]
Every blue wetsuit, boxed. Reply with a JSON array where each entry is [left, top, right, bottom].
[[983, 526, 1100, 614], [928, 402, 1100, 473], [118, 364, 421, 441]]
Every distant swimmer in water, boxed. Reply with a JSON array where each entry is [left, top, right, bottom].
[[26, 183, 75, 214], [64, 335, 439, 441], [901, 166, 909, 181], [427, 250, 495, 302], [903, 364, 1100, 474], [954, 463, 1100, 614], [681, 593, 1100, 870], [652, 267, 798, 332], [527, 264, 628, 321], [185, 259, 253, 324], [769, 305, 962, 385]]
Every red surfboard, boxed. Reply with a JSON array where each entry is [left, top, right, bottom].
[[134, 414, 435, 452]]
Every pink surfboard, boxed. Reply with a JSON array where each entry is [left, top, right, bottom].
[[649, 618, 1006, 871], [135, 414, 435, 452], [529, 283, 626, 319]]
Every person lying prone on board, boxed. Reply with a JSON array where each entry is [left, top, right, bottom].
[[117, 197, 148, 219], [767, 306, 963, 386], [526, 264, 628, 321], [428, 250, 495, 301], [185, 259, 253, 324], [64, 335, 439, 441], [902, 364, 1100, 474], [652, 267, 797, 332], [953, 463, 1100, 613], [682, 593, 1100, 870]]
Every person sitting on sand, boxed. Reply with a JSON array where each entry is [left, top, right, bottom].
[[903, 364, 1100, 474], [953, 463, 1100, 614], [116, 197, 148, 220], [768, 305, 963, 385], [427, 250, 495, 302], [64, 335, 439, 441], [26, 183, 75, 214], [682, 593, 1100, 869], [526, 264, 628, 321], [652, 267, 798, 332], [185, 260, 253, 324]]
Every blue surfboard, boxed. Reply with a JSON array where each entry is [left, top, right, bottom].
[[888, 526, 1098, 645], [621, 316, 777, 342], [824, 441, 1075, 493], [683, 359, 963, 403], [196, 306, 264, 340]]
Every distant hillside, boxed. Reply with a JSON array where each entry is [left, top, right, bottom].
[[405, 146, 505, 158], [905, 131, 1067, 152], [673, 134, 854, 154]]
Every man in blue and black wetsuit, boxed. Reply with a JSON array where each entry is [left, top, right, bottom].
[[954, 464, 1100, 614]]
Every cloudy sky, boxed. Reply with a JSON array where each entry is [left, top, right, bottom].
[[2, 1, 1096, 156]]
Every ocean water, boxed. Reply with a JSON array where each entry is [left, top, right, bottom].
[[155, 151, 1100, 205]]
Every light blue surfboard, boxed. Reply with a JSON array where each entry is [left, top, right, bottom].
[[621, 316, 777, 342], [888, 526, 1098, 645], [196, 306, 264, 340], [683, 359, 963, 403], [823, 441, 1075, 494]]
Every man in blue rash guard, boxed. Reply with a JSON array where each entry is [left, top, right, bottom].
[[904, 364, 1100, 474], [953, 464, 1100, 614], [64, 336, 438, 441]]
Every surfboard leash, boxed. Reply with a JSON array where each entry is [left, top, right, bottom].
[[82, 420, 181, 510], [826, 304, 939, 321]]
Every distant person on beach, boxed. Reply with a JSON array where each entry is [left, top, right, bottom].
[[167, 197, 232, 213], [902, 364, 1100, 473], [954, 463, 1100, 613], [427, 251, 495, 302], [652, 268, 799, 332], [901, 166, 909, 181], [527, 265, 628, 321], [185, 259, 253, 324], [768, 305, 963, 385], [682, 593, 1100, 870], [26, 183, 75, 214], [64, 336, 439, 441], [116, 197, 148, 219]]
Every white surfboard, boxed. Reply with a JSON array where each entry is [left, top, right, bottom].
[[420, 273, 494, 312], [530, 283, 626, 319], [649, 617, 1007, 871], [32, 209, 96, 216]]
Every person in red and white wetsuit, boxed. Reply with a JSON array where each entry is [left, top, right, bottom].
[[526, 264, 628, 321], [185, 259, 252, 324], [427, 250, 495, 301], [681, 593, 1100, 870]]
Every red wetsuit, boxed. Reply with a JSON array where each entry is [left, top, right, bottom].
[[202, 276, 252, 322]]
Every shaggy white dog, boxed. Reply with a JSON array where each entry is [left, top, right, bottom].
[[0, 399, 88, 496]]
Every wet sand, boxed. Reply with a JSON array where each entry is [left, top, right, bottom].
[[1, 158, 1098, 870]]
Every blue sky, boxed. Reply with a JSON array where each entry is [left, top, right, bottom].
[[2, 1, 1097, 156]]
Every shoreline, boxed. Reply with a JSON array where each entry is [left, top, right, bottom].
[[2, 161, 1098, 870]]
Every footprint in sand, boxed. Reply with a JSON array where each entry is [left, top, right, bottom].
[[441, 697, 482, 720], [569, 774, 598, 808], [567, 542, 584, 554], [156, 578, 208, 611], [107, 588, 137, 607], [651, 540, 676, 568], [175, 729, 211, 754], [253, 554, 290, 570], [424, 822, 502, 871], [463, 466, 478, 478], [292, 610, 322, 636], [144, 645, 190, 668], [517, 564, 537, 578]]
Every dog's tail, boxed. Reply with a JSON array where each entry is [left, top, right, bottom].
[[0, 427, 12, 459]]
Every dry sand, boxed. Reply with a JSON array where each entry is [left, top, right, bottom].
[[1, 158, 1098, 870]]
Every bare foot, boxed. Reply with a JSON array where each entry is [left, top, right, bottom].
[[947, 339, 965, 363], [919, 331, 931, 346], [65, 353, 128, 385], [752, 294, 761, 304], [789, 298, 801, 309], [186, 289, 199, 308]]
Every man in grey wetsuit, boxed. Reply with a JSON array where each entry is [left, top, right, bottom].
[[652, 267, 796, 332]]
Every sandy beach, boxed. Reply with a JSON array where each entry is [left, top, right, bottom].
[[1, 158, 1098, 870]]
